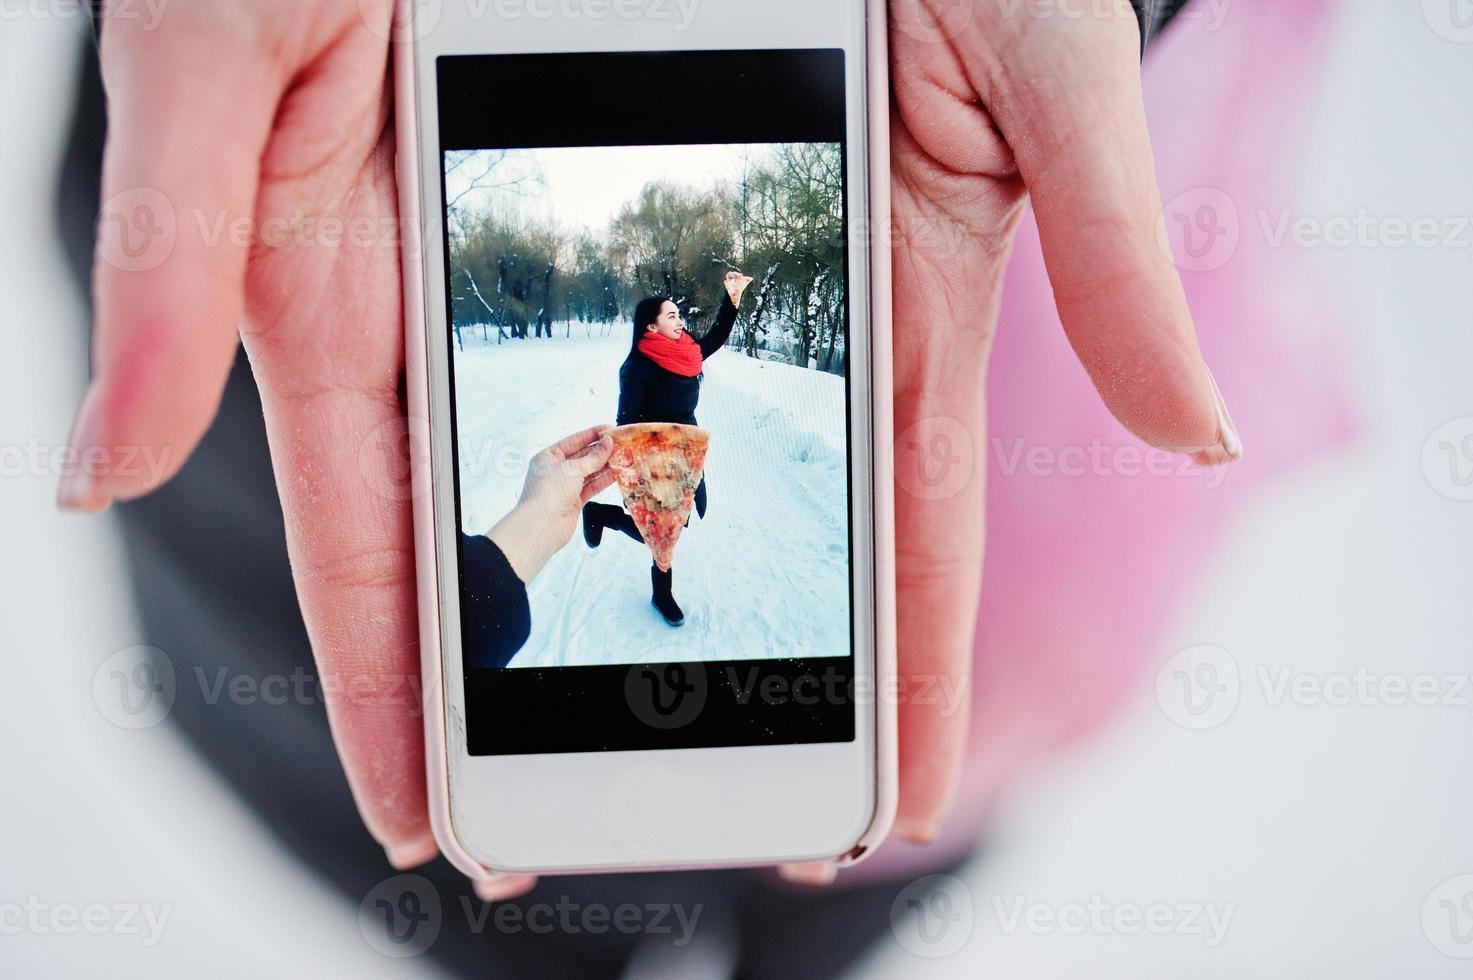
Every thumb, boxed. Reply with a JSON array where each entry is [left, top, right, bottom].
[[992, 12, 1241, 464]]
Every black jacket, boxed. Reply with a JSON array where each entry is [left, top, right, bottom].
[[616, 294, 738, 427], [460, 533, 532, 670]]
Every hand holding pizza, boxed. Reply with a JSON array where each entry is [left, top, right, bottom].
[[488, 426, 615, 584], [723, 270, 754, 307]]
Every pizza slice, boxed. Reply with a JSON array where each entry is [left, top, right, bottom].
[[606, 423, 710, 572]]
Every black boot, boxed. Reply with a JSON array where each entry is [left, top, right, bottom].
[[650, 564, 684, 627]]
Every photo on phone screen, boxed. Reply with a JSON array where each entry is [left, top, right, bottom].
[[437, 50, 861, 754]]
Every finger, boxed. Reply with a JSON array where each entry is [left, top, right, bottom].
[[550, 423, 613, 461], [567, 434, 614, 477], [59, 14, 285, 510], [989, 15, 1241, 461], [474, 876, 538, 903], [237, 55, 434, 865], [579, 467, 615, 505], [253, 374, 433, 867], [778, 861, 838, 887], [886, 113, 1013, 843]]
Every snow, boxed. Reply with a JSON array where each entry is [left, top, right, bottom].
[[453, 325, 852, 668]]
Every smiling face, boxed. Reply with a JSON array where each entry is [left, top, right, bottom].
[[645, 301, 686, 341]]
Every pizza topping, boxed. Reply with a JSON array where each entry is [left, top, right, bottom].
[[618, 450, 698, 511], [606, 423, 710, 571]]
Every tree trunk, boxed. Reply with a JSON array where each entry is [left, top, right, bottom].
[[463, 268, 504, 346], [746, 261, 780, 357], [801, 270, 827, 368]]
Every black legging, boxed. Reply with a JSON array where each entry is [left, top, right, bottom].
[[603, 479, 708, 546]]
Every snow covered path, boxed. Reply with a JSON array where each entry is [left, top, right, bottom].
[[453, 328, 852, 668]]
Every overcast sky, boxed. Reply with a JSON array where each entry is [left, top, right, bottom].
[[445, 143, 783, 234]]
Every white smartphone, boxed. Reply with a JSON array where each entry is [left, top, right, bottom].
[[396, 0, 894, 876]]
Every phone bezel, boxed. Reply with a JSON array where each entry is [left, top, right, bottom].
[[405, 0, 885, 873]]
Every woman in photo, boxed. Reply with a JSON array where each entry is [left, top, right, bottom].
[[581, 270, 753, 626]]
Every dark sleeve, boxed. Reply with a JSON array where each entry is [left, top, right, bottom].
[[616, 360, 649, 426], [1133, 0, 1187, 52], [459, 533, 531, 670], [697, 294, 739, 360]]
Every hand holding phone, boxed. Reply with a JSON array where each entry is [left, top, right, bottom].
[[69, 0, 1236, 883]]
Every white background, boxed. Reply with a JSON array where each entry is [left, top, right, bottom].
[[2, 3, 1470, 977]]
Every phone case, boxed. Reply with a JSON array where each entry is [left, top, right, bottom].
[[395, 0, 895, 890]]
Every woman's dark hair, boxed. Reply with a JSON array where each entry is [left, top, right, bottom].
[[629, 295, 672, 356]]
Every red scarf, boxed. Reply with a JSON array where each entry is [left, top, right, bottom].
[[637, 331, 704, 377]]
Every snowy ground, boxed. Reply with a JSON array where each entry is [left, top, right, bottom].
[[452, 326, 852, 668]]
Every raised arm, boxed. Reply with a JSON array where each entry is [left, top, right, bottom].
[[697, 293, 739, 360]]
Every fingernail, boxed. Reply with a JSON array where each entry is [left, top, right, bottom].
[[57, 469, 109, 513], [58, 387, 112, 513], [778, 862, 839, 886], [474, 875, 537, 903], [1189, 367, 1243, 465], [895, 817, 938, 845], [385, 834, 438, 870]]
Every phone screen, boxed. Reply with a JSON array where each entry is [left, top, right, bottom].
[[436, 49, 858, 754]]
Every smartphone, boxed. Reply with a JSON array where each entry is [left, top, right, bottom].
[[396, 0, 894, 876]]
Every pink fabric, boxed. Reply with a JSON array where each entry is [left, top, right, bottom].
[[849, 0, 1358, 881]]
